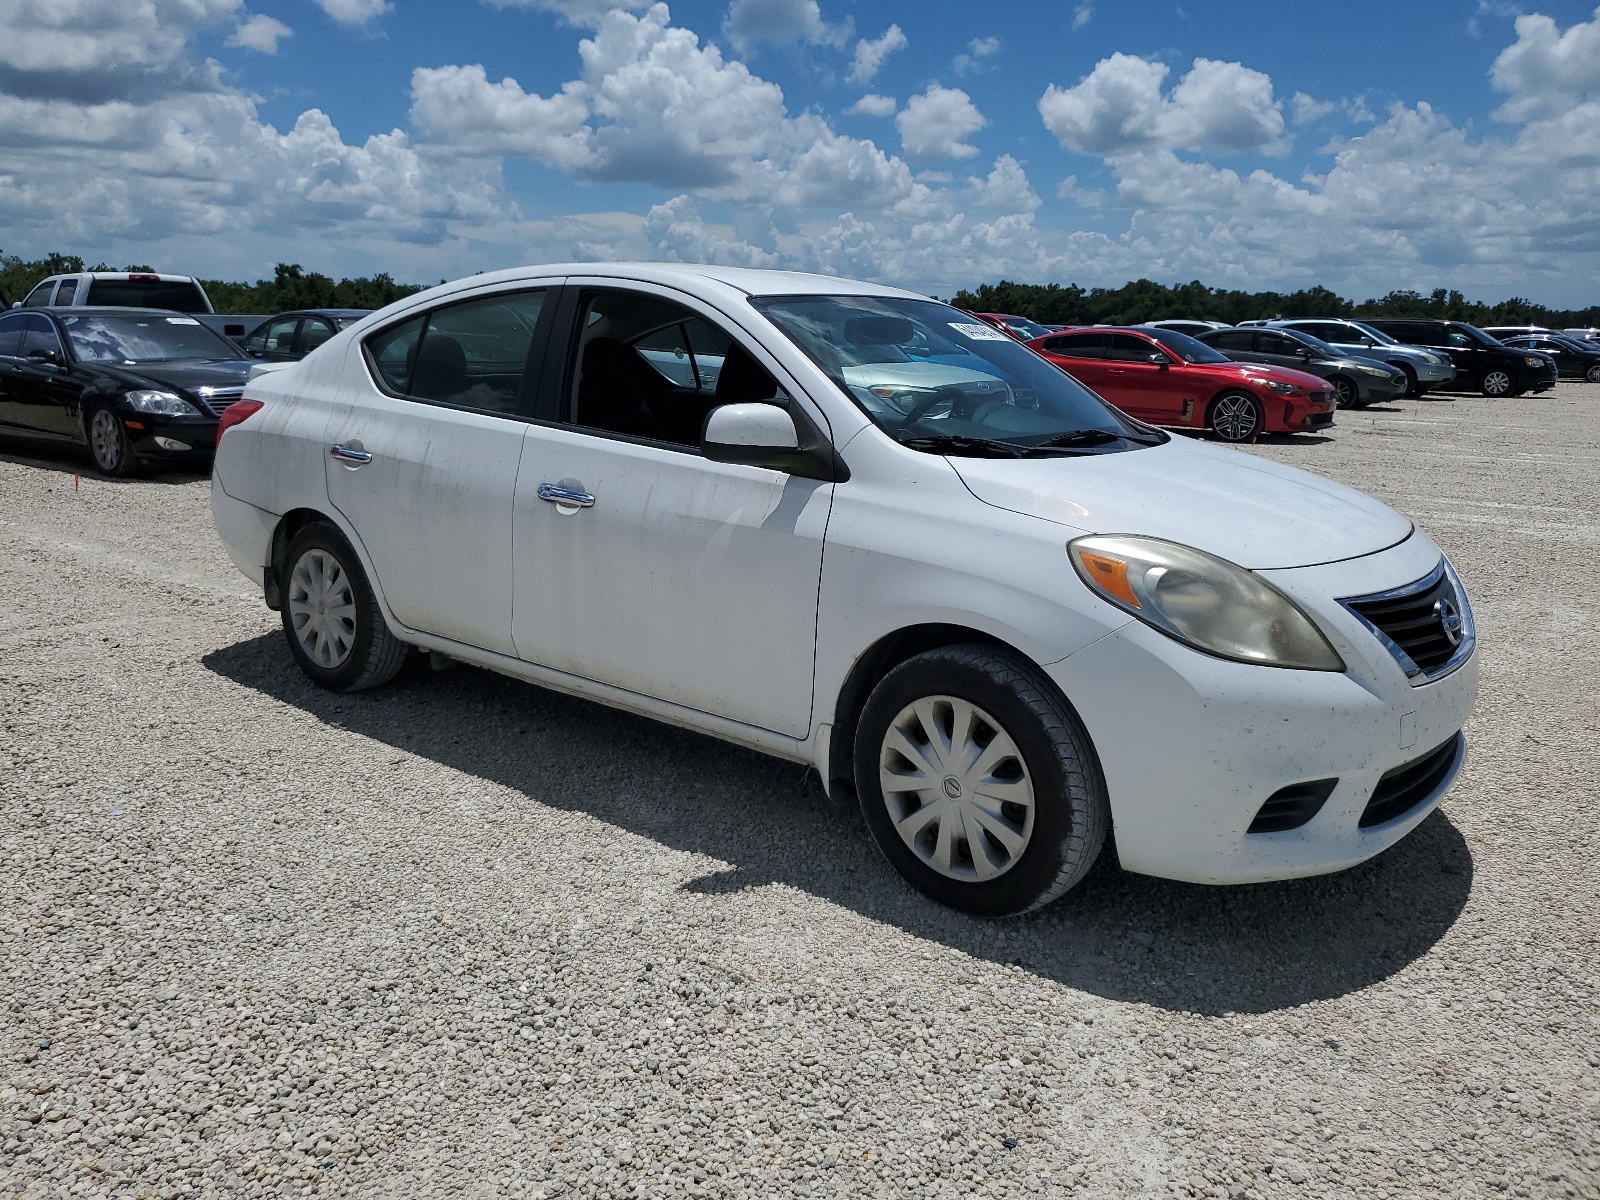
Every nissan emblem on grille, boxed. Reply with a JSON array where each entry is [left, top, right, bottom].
[[1436, 596, 1463, 647]]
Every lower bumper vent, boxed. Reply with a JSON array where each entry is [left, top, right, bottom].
[[1359, 733, 1463, 829], [1248, 778, 1338, 834]]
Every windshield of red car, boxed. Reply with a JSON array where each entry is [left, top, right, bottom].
[[1144, 327, 1232, 364]]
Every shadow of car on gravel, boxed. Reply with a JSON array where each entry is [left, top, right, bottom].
[[0, 448, 209, 485], [204, 634, 1474, 1017]]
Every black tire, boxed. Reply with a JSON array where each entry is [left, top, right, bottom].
[[853, 644, 1109, 917], [1395, 363, 1420, 398], [1481, 369, 1514, 398], [87, 403, 141, 477], [1206, 391, 1264, 443], [1585, 364, 1600, 383], [278, 521, 408, 692], [1329, 375, 1359, 409]]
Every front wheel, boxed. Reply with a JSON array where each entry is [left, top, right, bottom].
[[1481, 369, 1514, 397], [88, 404, 140, 477], [1396, 363, 1420, 398], [1585, 364, 1600, 383], [279, 522, 408, 692], [854, 645, 1109, 916], [1329, 375, 1359, 409], [1207, 391, 1264, 443]]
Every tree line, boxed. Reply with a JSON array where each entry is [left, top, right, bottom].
[[0, 252, 425, 314], [944, 278, 1600, 330], [5, 247, 1596, 328]]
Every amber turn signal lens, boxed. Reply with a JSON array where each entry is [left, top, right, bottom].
[[1076, 551, 1141, 608]]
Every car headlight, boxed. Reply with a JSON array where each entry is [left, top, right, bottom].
[[1523, 356, 1545, 368], [1353, 364, 1391, 378], [1263, 380, 1301, 394], [1069, 535, 1345, 671], [124, 389, 202, 417]]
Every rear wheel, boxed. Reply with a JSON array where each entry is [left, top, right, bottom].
[[88, 404, 140, 477], [279, 522, 408, 692], [1207, 391, 1264, 442], [1329, 375, 1359, 409], [854, 644, 1109, 916], [1481, 369, 1514, 397]]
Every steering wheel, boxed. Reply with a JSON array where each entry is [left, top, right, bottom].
[[899, 385, 970, 425]]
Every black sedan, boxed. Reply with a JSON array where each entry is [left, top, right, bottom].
[[242, 308, 370, 362], [1483, 329, 1600, 382], [0, 308, 253, 475], [1195, 325, 1408, 408]]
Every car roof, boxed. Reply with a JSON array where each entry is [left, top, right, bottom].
[[265, 308, 373, 318], [434, 262, 923, 301], [42, 306, 212, 317], [46, 272, 201, 282]]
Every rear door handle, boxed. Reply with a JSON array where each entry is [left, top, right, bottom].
[[537, 483, 595, 508], [330, 443, 372, 466]]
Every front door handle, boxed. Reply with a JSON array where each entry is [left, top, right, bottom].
[[537, 483, 595, 508], [330, 443, 373, 467]]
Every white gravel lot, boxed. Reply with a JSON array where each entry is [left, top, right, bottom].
[[2, 387, 1597, 1200]]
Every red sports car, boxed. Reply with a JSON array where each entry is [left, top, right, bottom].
[[1027, 326, 1335, 442]]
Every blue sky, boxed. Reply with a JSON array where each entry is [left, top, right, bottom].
[[4, 0, 1600, 304]]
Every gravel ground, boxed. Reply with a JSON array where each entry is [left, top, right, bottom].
[[2, 387, 1597, 1200]]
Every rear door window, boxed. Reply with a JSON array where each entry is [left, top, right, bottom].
[[51, 280, 80, 306], [300, 317, 337, 354], [1042, 333, 1106, 358], [365, 290, 548, 417], [1208, 329, 1256, 351]]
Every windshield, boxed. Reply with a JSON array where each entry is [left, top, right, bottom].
[[1348, 321, 1399, 346], [62, 313, 242, 363], [1001, 318, 1052, 340], [1145, 327, 1231, 364], [752, 295, 1157, 452], [1280, 329, 1345, 358]]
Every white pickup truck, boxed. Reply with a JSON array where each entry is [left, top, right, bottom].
[[15, 271, 266, 344]]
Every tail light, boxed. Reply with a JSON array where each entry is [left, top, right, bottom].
[[216, 398, 263, 443]]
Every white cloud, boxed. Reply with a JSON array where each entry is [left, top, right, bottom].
[[1072, 2, 1094, 30], [483, 0, 652, 23], [722, 0, 850, 53], [848, 24, 905, 84], [227, 13, 292, 53], [896, 84, 986, 162], [951, 35, 998, 76], [847, 93, 896, 117], [312, 0, 390, 25], [1291, 92, 1335, 123], [1039, 53, 1286, 156], [1491, 6, 1600, 121], [968, 155, 1040, 213], [409, 65, 593, 169], [644, 194, 777, 266]]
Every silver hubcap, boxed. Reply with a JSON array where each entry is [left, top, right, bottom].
[[1211, 395, 1259, 441], [288, 549, 357, 669], [1484, 371, 1511, 396], [91, 409, 121, 469], [1587, 366, 1600, 382], [1334, 378, 1356, 407], [879, 696, 1036, 883]]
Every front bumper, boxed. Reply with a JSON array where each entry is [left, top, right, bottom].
[[1047, 530, 1478, 884], [1411, 361, 1455, 384], [125, 414, 219, 460], [1356, 375, 1407, 403], [1519, 364, 1559, 392]]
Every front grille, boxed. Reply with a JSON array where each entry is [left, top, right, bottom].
[[1340, 560, 1473, 682], [1360, 734, 1462, 828], [1248, 778, 1337, 834], [1309, 389, 1332, 405], [194, 387, 244, 417]]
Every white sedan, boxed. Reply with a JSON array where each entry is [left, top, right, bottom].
[[211, 264, 1478, 916]]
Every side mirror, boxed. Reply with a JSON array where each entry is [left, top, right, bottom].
[[26, 348, 61, 366], [702, 402, 800, 465], [1147, 352, 1172, 366]]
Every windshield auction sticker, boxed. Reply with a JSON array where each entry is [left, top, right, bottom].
[[948, 322, 1012, 342], [165, 317, 201, 325]]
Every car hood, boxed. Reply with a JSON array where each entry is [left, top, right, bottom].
[[1185, 360, 1329, 391], [98, 359, 253, 399], [947, 435, 1414, 570]]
